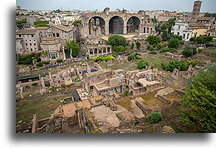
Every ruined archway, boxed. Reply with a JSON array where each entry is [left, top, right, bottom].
[[109, 16, 124, 34], [89, 16, 105, 36], [127, 16, 140, 34]]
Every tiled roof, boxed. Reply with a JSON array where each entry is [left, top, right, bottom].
[[52, 25, 73, 32], [197, 17, 215, 21], [35, 27, 49, 30], [16, 29, 38, 35]]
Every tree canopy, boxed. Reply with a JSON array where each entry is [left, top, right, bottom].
[[107, 35, 127, 47], [147, 35, 161, 45], [72, 20, 82, 25], [65, 40, 80, 58], [168, 38, 180, 48], [182, 46, 197, 57], [180, 64, 216, 132], [137, 60, 148, 69]]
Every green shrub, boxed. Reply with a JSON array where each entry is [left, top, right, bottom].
[[113, 46, 126, 52], [107, 35, 127, 47], [156, 43, 163, 49], [146, 45, 154, 51], [190, 36, 213, 43], [137, 60, 148, 69], [182, 46, 197, 57], [36, 62, 43, 67], [149, 51, 157, 54], [32, 83, 38, 86], [168, 38, 180, 49], [92, 56, 115, 62], [72, 20, 82, 25], [17, 53, 41, 65], [135, 54, 141, 59], [136, 41, 141, 50], [124, 89, 129, 96], [125, 46, 131, 51], [127, 53, 141, 61], [160, 48, 177, 53], [112, 54, 117, 58], [198, 48, 203, 53], [147, 35, 161, 45], [43, 61, 50, 65], [162, 60, 200, 72], [205, 43, 215, 47], [147, 112, 163, 124], [56, 59, 63, 63], [180, 64, 216, 132]]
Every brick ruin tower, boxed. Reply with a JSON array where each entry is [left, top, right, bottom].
[[192, 0, 202, 19]]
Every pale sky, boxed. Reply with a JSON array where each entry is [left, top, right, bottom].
[[16, 0, 215, 13]]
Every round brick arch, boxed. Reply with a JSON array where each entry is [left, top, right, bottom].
[[83, 12, 144, 35]]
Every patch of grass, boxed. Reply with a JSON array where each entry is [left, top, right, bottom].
[[115, 97, 132, 111], [16, 97, 62, 126]]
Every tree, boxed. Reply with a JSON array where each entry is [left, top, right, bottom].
[[146, 45, 154, 51], [180, 64, 216, 132], [131, 42, 135, 49], [113, 46, 125, 52], [72, 20, 82, 25], [136, 41, 141, 50], [147, 112, 163, 124], [16, 19, 27, 29], [147, 35, 161, 45], [137, 60, 148, 69], [107, 35, 127, 47], [182, 46, 197, 57], [65, 40, 80, 57], [161, 31, 171, 41], [168, 38, 180, 49]]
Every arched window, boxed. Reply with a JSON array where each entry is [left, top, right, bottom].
[[53, 33, 55, 37], [56, 33, 59, 37]]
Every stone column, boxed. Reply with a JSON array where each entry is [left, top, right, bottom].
[[32, 114, 38, 133], [105, 20, 109, 35], [123, 25, 127, 34], [63, 46, 66, 60]]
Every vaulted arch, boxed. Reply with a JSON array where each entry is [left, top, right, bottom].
[[89, 16, 105, 36], [127, 16, 140, 34], [109, 16, 124, 34]]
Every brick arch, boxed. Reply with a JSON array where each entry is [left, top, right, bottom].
[[109, 16, 124, 34], [89, 16, 106, 35], [126, 16, 141, 34]]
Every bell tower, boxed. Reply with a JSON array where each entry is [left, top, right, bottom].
[[192, 0, 202, 18]]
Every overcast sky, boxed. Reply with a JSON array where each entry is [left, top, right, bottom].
[[16, 0, 215, 12]]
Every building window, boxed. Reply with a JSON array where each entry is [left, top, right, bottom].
[[31, 35, 34, 37], [19, 35, 21, 37], [34, 43, 36, 45], [56, 33, 59, 37], [30, 43, 32, 46], [177, 32, 180, 35], [53, 33, 55, 37], [26, 43, 28, 46], [50, 52, 58, 59]]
